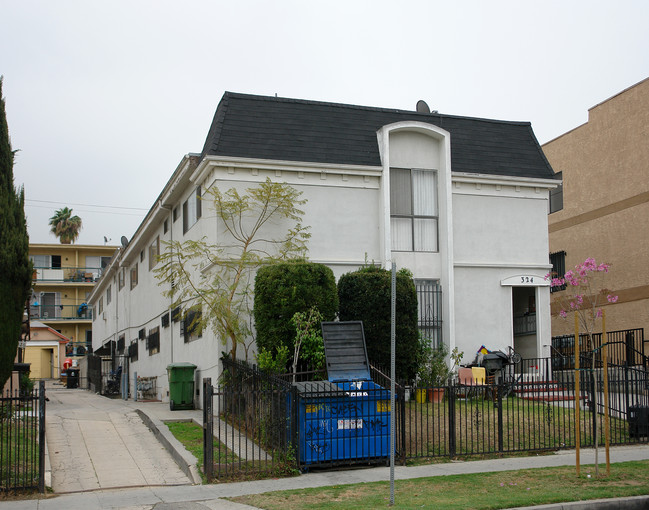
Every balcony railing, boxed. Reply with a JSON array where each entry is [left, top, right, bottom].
[[29, 304, 93, 321], [513, 313, 536, 336], [32, 266, 105, 283]]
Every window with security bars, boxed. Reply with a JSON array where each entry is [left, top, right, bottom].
[[147, 327, 160, 355], [390, 168, 438, 252], [128, 341, 138, 361], [415, 279, 443, 348], [549, 251, 567, 293], [181, 308, 202, 343]]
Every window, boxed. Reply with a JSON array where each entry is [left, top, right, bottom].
[[390, 168, 438, 252], [183, 186, 202, 234], [149, 236, 160, 270], [415, 279, 443, 348], [30, 254, 61, 269], [106, 285, 111, 305], [171, 306, 181, 322], [549, 172, 563, 214], [147, 326, 160, 355], [173, 206, 179, 223], [138, 328, 146, 340], [128, 341, 138, 361], [140, 250, 144, 262], [86, 256, 111, 278], [37, 292, 60, 319], [118, 268, 125, 290], [161, 312, 170, 328], [117, 335, 125, 353], [549, 251, 567, 293], [181, 307, 202, 343], [164, 219, 169, 234], [98, 297, 104, 315], [130, 263, 138, 290]]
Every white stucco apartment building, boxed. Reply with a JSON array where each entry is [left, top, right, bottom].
[[89, 93, 557, 403]]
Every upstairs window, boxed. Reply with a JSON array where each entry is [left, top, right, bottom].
[[549, 251, 567, 293], [106, 285, 111, 305], [549, 172, 563, 214], [149, 236, 160, 270], [118, 268, 125, 290], [130, 263, 138, 290], [390, 168, 438, 252], [183, 186, 202, 234]]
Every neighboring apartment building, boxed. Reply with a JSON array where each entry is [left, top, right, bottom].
[[89, 92, 557, 403], [29, 243, 116, 359], [544, 77, 649, 339]]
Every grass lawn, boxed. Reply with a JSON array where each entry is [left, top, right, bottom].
[[0, 416, 40, 490], [230, 460, 649, 510]]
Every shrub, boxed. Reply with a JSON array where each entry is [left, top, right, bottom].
[[254, 261, 338, 362], [337, 265, 420, 382]]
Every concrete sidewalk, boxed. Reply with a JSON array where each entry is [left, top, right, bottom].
[[19, 385, 649, 509], [44, 382, 194, 492]]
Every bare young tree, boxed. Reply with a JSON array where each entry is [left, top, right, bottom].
[[155, 177, 310, 360]]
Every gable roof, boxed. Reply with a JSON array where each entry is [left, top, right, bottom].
[[200, 92, 554, 180]]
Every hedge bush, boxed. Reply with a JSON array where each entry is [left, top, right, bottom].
[[337, 265, 420, 382], [254, 261, 338, 359]]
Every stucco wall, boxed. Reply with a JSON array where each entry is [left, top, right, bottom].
[[544, 78, 649, 338]]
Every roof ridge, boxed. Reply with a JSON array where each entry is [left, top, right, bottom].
[[222, 91, 532, 127]]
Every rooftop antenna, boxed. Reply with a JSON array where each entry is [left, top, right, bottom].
[[416, 100, 430, 114], [120, 236, 129, 249], [103, 236, 111, 245]]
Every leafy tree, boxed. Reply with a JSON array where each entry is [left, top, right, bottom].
[[48, 206, 82, 244], [0, 77, 32, 389], [155, 178, 310, 360]]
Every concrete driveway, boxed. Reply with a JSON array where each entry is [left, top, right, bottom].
[[45, 381, 192, 493]]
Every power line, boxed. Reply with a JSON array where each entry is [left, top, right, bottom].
[[25, 203, 146, 217], [25, 198, 149, 212]]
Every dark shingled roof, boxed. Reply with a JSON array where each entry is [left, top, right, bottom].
[[200, 92, 554, 180]]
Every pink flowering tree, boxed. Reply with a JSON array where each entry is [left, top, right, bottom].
[[546, 257, 618, 351]]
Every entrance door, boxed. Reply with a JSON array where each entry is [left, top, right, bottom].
[[512, 286, 537, 359]]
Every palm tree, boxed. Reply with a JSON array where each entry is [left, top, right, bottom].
[[49, 207, 82, 244]]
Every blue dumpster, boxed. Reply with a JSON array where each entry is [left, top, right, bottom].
[[294, 321, 391, 467]]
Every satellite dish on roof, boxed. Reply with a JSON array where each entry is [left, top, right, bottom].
[[416, 100, 430, 114], [120, 236, 129, 248]]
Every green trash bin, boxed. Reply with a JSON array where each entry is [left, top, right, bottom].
[[167, 362, 197, 410]]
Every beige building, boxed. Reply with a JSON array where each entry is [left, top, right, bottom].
[[29, 243, 117, 356], [22, 321, 70, 379], [544, 77, 649, 338]]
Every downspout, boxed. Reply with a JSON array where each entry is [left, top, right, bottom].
[[160, 202, 174, 364]]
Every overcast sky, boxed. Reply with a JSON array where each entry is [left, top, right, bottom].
[[2, 0, 648, 246]]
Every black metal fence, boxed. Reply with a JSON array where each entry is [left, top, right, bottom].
[[204, 355, 649, 481], [551, 328, 646, 370], [202, 359, 297, 481], [0, 381, 46, 492]]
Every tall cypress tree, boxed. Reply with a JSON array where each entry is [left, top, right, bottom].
[[0, 77, 32, 389]]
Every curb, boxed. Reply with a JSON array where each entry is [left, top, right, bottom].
[[510, 495, 649, 509], [134, 408, 202, 485]]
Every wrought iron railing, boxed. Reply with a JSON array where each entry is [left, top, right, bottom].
[[31, 266, 105, 283], [29, 303, 93, 321]]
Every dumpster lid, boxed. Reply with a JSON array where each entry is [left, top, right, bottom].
[[321, 321, 371, 382], [167, 362, 197, 370]]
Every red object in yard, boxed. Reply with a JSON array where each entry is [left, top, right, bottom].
[[63, 358, 72, 371]]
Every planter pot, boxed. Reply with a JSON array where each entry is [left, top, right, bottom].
[[428, 388, 445, 403], [415, 388, 427, 403]]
